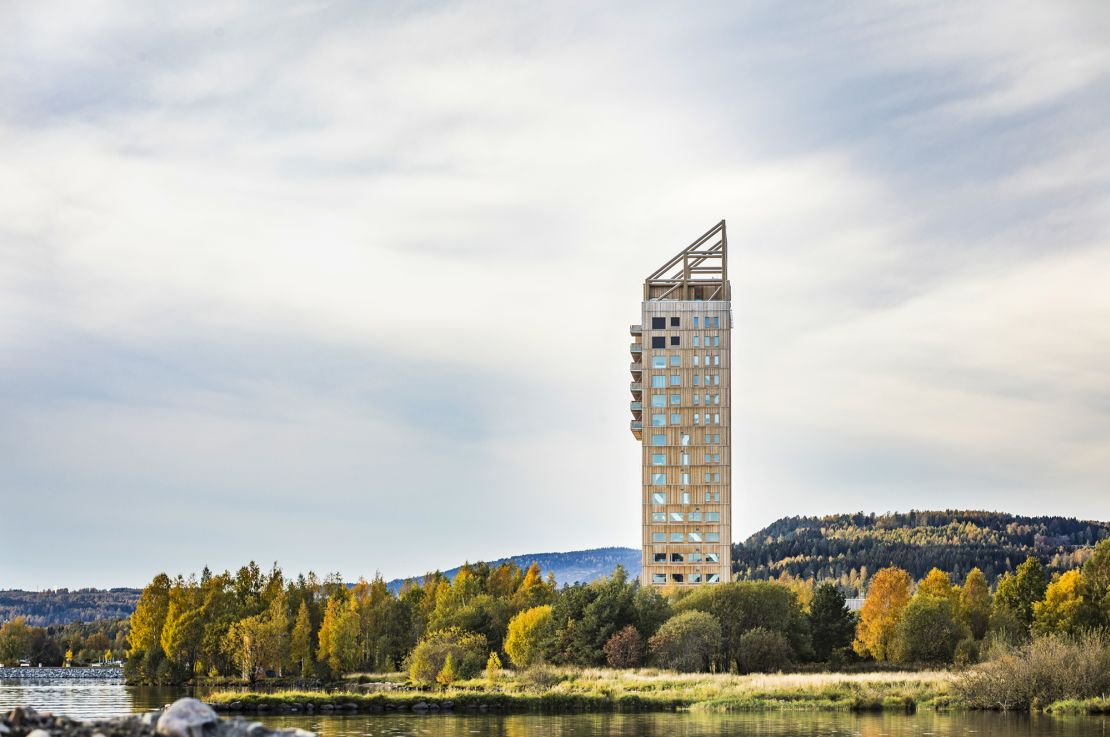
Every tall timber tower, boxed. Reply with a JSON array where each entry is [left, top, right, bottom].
[[630, 221, 732, 586]]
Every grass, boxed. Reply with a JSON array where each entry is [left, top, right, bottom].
[[206, 668, 956, 714]]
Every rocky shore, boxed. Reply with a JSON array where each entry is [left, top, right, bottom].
[[1, 700, 315, 737]]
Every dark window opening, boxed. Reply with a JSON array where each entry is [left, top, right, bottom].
[[652, 337, 666, 349], [670, 317, 680, 327], [671, 553, 684, 562], [670, 336, 680, 346], [654, 553, 666, 563], [672, 574, 684, 583], [651, 317, 666, 329]]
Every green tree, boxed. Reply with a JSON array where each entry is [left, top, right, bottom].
[[674, 581, 810, 669], [504, 605, 554, 668], [0, 617, 32, 663], [891, 595, 969, 664], [993, 557, 1047, 629], [1082, 538, 1110, 626], [648, 610, 722, 672], [808, 583, 856, 661], [161, 581, 204, 678], [738, 627, 794, 674], [958, 568, 991, 640]]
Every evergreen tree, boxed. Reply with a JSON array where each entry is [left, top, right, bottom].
[[808, 583, 855, 660]]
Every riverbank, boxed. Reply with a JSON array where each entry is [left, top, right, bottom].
[[208, 669, 957, 714]]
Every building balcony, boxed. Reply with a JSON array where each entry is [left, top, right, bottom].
[[629, 381, 642, 397], [630, 342, 643, 357], [630, 420, 643, 439], [630, 324, 643, 336], [630, 400, 642, 412]]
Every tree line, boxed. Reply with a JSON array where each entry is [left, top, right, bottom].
[[733, 510, 1109, 592], [0, 617, 127, 666]]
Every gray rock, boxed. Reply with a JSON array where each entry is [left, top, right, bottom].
[[157, 699, 219, 737], [27, 730, 51, 737]]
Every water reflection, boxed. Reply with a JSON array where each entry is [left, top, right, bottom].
[[1, 680, 1108, 736]]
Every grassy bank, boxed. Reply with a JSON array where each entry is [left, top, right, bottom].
[[207, 669, 955, 714]]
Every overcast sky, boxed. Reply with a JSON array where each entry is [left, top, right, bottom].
[[2, 1, 1110, 589]]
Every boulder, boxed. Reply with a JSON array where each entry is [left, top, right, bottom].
[[157, 699, 218, 737]]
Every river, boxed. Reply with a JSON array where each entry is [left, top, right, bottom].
[[1, 670, 1107, 737]]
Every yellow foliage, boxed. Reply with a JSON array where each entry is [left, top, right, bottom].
[[504, 604, 554, 668], [853, 566, 912, 661]]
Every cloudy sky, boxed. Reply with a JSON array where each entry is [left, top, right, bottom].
[[2, 1, 1109, 589]]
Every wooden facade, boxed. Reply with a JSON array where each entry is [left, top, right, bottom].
[[631, 221, 733, 586]]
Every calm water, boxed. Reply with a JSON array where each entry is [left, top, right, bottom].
[[1, 675, 1108, 737]]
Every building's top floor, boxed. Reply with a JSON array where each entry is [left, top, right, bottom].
[[644, 220, 730, 302]]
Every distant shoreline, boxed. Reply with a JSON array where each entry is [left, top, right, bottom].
[[0, 667, 123, 680]]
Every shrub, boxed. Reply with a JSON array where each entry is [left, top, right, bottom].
[[603, 625, 644, 668], [648, 610, 721, 672], [953, 637, 979, 668], [890, 595, 970, 664], [518, 664, 566, 690], [406, 627, 488, 686], [504, 605, 555, 668], [954, 632, 1110, 710], [737, 627, 793, 674]]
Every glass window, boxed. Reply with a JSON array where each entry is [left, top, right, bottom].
[[670, 374, 681, 386], [689, 511, 703, 522], [681, 491, 691, 504], [693, 394, 700, 405], [714, 414, 720, 424], [651, 414, 666, 427], [705, 552, 720, 563], [707, 574, 720, 583], [654, 552, 666, 562], [704, 453, 712, 462], [652, 356, 666, 368], [671, 552, 684, 562], [693, 355, 700, 367], [670, 413, 681, 425], [670, 355, 681, 366], [651, 375, 666, 388], [714, 375, 720, 385], [706, 512, 720, 522], [652, 533, 666, 543], [714, 395, 720, 405], [651, 336, 665, 348], [669, 512, 684, 522], [714, 434, 720, 443], [712, 316, 720, 328], [670, 393, 680, 405], [652, 472, 667, 485], [689, 552, 703, 562], [651, 394, 666, 408], [703, 472, 711, 482], [693, 316, 700, 328], [670, 317, 680, 327], [652, 453, 665, 465], [670, 336, 680, 346], [671, 573, 684, 583], [705, 532, 720, 542], [689, 531, 703, 542], [693, 335, 700, 347], [652, 492, 666, 504], [652, 512, 665, 522], [693, 374, 700, 385], [651, 434, 666, 446], [681, 453, 690, 465], [693, 413, 700, 425], [670, 532, 684, 542], [713, 473, 721, 482], [680, 472, 690, 485], [653, 573, 667, 584], [713, 335, 720, 346], [681, 433, 690, 446], [651, 317, 665, 329], [690, 573, 702, 583]]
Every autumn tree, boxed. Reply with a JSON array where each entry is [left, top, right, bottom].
[[317, 596, 359, 676], [602, 624, 644, 668], [1033, 570, 1091, 636], [504, 605, 554, 668], [853, 566, 912, 661], [993, 557, 1048, 629], [485, 651, 502, 685], [290, 600, 315, 677]]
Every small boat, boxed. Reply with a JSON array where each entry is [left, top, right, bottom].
[[18, 660, 31, 667]]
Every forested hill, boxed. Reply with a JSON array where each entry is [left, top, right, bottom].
[[386, 546, 642, 591], [733, 510, 1110, 590], [0, 588, 140, 626]]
